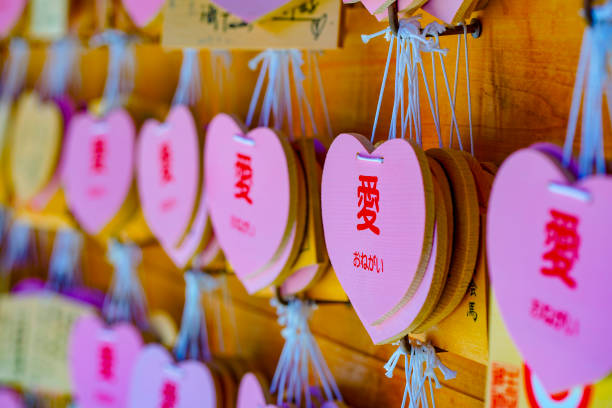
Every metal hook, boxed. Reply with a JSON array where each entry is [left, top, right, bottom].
[[400, 335, 447, 353], [585, 0, 594, 26], [274, 286, 352, 306], [385, 1, 482, 39], [388, 1, 400, 36]]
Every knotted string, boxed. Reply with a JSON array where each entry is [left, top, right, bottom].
[[563, 1, 612, 177], [102, 240, 149, 330], [90, 30, 135, 115], [174, 270, 216, 362], [308, 52, 334, 139], [384, 339, 456, 408], [362, 27, 394, 143], [46, 228, 83, 293], [447, 24, 474, 153], [172, 48, 201, 107], [289, 50, 319, 138], [198, 273, 240, 354], [0, 38, 29, 103], [420, 22, 464, 151], [270, 299, 343, 408], [37, 37, 81, 99], [246, 49, 327, 140], [362, 19, 453, 146]]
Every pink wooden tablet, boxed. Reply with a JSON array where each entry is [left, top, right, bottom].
[[237, 372, 269, 408], [365, 223, 438, 344], [128, 345, 218, 408], [488, 147, 612, 392], [63, 109, 135, 235], [137, 105, 200, 248], [121, 0, 165, 27], [0, 389, 24, 408], [242, 222, 297, 294], [321, 133, 433, 325], [204, 114, 292, 281], [210, 0, 294, 22], [0, 0, 25, 37], [69, 315, 143, 408]]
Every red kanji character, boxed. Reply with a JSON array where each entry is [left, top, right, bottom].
[[161, 381, 177, 408], [92, 137, 106, 173], [492, 393, 510, 408], [541, 209, 580, 289], [234, 153, 253, 204], [492, 366, 506, 386], [160, 142, 173, 183], [356, 175, 380, 235], [99, 344, 113, 381]]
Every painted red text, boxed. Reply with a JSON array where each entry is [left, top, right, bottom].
[[356, 175, 380, 235], [353, 251, 383, 273], [234, 153, 253, 204], [541, 209, 579, 289], [160, 142, 173, 183], [530, 298, 579, 336], [160, 381, 177, 408], [91, 136, 106, 173]]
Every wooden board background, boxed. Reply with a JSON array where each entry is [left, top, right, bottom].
[[7, 0, 605, 406]]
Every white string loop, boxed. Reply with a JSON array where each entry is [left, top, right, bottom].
[[90, 30, 135, 115], [46, 228, 83, 293], [211, 50, 232, 106], [1, 38, 29, 102], [270, 299, 343, 407], [384, 340, 456, 408], [174, 270, 218, 362], [172, 48, 201, 107], [447, 24, 473, 153], [102, 240, 148, 330], [310, 51, 334, 139], [38, 37, 81, 99], [0, 220, 34, 278], [563, 1, 612, 177], [245, 49, 327, 140]]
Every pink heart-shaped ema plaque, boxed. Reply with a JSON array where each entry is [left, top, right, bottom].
[[68, 315, 143, 408], [204, 113, 296, 281], [137, 105, 200, 248], [128, 344, 219, 408], [122, 0, 165, 27], [237, 372, 270, 408], [487, 147, 612, 392], [0, 389, 24, 408], [321, 133, 434, 326], [63, 109, 136, 235], [0, 0, 25, 37], [210, 0, 294, 22], [365, 223, 438, 344]]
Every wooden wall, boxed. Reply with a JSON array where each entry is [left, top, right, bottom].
[[14, 0, 604, 406]]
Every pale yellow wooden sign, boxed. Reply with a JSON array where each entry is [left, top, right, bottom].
[[0, 294, 93, 394], [10, 92, 63, 205], [162, 0, 340, 49], [28, 0, 69, 40]]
